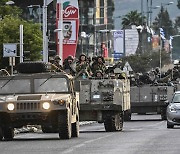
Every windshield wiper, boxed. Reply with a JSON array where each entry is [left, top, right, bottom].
[[1, 76, 15, 89], [39, 75, 53, 87]]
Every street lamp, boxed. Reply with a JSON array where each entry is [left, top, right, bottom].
[[148, 6, 160, 27], [5, 1, 15, 5]]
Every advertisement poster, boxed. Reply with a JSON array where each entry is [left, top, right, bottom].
[[113, 30, 124, 60], [56, 0, 79, 60], [152, 35, 160, 50]]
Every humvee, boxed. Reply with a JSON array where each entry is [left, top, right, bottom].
[[78, 74, 131, 131], [130, 84, 174, 120], [0, 62, 79, 140]]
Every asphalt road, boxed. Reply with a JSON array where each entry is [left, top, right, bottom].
[[0, 114, 180, 154]]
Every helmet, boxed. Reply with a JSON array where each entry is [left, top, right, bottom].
[[54, 55, 61, 60], [97, 56, 105, 63], [79, 53, 87, 61], [95, 70, 103, 75], [67, 55, 74, 60]]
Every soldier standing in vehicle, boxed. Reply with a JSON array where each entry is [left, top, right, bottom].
[[76, 54, 92, 77], [94, 70, 103, 78], [51, 55, 63, 72], [91, 56, 106, 76], [63, 55, 76, 76]]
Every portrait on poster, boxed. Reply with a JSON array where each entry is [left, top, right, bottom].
[[63, 20, 76, 44]]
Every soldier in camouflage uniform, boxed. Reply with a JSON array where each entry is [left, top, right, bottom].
[[51, 55, 63, 72], [76, 54, 91, 77], [91, 56, 106, 76]]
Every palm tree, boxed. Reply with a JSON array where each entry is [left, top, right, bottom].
[[121, 10, 144, 29]]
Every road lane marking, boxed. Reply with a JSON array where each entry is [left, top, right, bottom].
[[61, 134, 113, 154]]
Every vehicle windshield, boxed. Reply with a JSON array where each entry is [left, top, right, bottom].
[[34, 77, 69, 93], [0, 79, 31, 94], [172, 94, 180, 103]]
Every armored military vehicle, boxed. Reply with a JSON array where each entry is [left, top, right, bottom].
[[130, 84, 174, 120], [78, 75, 131, 131], [0, 62, 79, 140]]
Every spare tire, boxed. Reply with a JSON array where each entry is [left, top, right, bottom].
[[17, 61, 48, 73]]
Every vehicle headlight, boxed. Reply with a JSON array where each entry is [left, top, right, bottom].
[[93, 95, 100, 99], [170, 107, 177, 113], [42, 102, 50, 110], [53, 99, 66, 106], [7, 103, 15, 111], [59, 99, 66, 106]]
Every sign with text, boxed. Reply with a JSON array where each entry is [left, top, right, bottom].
[[56, 0, 79, 60], [3, 43, 17, 57], [113, 30, 124, 60]]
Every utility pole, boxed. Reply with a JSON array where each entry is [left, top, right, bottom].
[[141, 0, 144, 54], [159, 2, 174, 78], [42, 0, 53, 63], [146, 0, 149, 27]]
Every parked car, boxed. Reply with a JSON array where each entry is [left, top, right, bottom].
[[166, 91, 180, 128]]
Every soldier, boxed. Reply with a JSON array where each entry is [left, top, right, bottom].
[[94, 70, 103, 78], [63, 55, 76, 76], [76, 54, 91, 77], [51, 55, 63, 72], [91, 56, 106, 76]]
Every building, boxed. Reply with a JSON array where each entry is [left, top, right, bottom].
[[12, 0, 115, 59]]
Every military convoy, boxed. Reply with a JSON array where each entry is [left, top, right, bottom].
[[0, 62, 79, 140], [1, 59, 177, 141]]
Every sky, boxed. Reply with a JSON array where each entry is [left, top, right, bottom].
[[114, 0, 180, 29]]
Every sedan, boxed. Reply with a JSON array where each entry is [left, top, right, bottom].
[[166, 91, 180, 128]]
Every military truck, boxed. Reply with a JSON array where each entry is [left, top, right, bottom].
[[130, 84, 174, 120], [0, 62, 79, 140], [78, 74, 131, 132]]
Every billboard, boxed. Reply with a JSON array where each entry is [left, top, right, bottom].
[[113, 30, 124, 60], [56, 0, 79, 60], [125, 29, 139, 56]]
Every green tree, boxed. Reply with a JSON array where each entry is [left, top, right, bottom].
[[0, 0, 22, 19], [175, 0, 180, 34], [121, 10, 145, 29], [174, 17, 180, 34], [0, 16, 42, 69], [152, 7, 174, 39], [121, 51, 170, 73]]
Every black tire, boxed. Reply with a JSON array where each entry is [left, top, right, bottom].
[[71, 109, 79, 138], [0, 127, 3, 141], [161, 107, 167, 120], [58, 110, 72, 139], [104, 113, 123, 132], [17, 61, 48, 73], [123, 110, 131, 121], [161, 113, 167, 120], [41, 126, 57, 133], [167, 121, 174, 129], [3, 128, 14, 141]]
